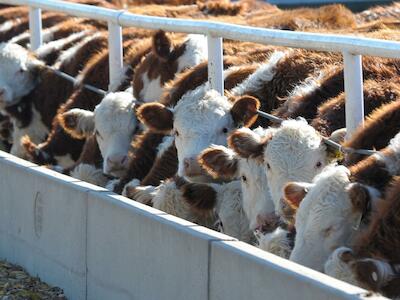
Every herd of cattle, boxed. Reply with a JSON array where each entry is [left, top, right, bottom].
[[1, 0, 400, 297]]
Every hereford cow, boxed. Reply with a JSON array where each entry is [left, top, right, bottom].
[[283, 132, 400, 272], [325, 177, 400, 298]]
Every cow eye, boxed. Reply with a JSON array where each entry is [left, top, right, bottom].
[[222, 127, 228, 134], [316, 161, 322, 168], [241, 175, 247, 182], [266, 163, 271, 170], [174, 130, 179, 137]]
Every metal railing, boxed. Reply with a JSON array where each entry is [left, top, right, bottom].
[[1, 0, 400, 137]]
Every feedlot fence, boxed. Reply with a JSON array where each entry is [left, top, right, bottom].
[[0, 0, 397, 299]]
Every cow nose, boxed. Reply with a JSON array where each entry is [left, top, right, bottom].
[[107, 154, 128, 169]]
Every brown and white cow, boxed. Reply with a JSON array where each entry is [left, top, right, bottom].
[[283, 131, 400, 272], [325, 176, 400, 298]]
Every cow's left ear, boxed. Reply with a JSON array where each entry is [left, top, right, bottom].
[[348, 183, 371, 214], [137, 102, 173, 134], [228, 127, 267, 159], [26, 53, 45, 78], [283, 182, 312, 209], [230, 95, 260, 128], [152, 30, 172, 61], [59, 108, 95, 139]]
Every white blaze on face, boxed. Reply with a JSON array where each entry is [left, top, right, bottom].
[[173, 87, 234, 179], [94, 92, 138, 177], [0, 43, 42, 108], [139, 73, 162, 103], [264, 119, 329, 215], [289, 165, 359, 272]]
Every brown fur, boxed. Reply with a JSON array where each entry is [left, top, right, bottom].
[[350, 177, 400, 297], [228, 130, 268, 159], [344, 99, 400, 166], [348, 183, 372, 215], [230, 95, 260, 128], [181, 182, 218, 211], [137, 103, 174, 134], [283, 182, 308, 209], [276, 56, 399, 125], [198, 147, 238, 179], [313, 79, 400, 137], [0, 7, 28, 24], [141, 142, 178, 186]]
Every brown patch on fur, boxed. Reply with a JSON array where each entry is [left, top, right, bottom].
[[228, 130, 267, 159], [152, 30, 172, 61], [348, 183, 371, 214], [197, 1, 243, 16], [137, 103, 174, 134], [230, 95, 260, 127], [58, 111, 88, 140], [198, 147, 238, 179], [283, 182, 308, 209], [313, 79, 400, 138], [344, 97, 400, 166], [181, 182, 217, 211], [141, 142, 178, 186]]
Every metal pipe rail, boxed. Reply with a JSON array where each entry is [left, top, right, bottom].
[[2, 0, 400, 137]]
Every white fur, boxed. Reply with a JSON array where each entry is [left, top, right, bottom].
[[176, 34, 208, 73], [263, 119, 330, 215], [380, 131, 400, 175], [123, 179, 156, 205], [173, 88, 234, 179], [156, 135, 174, 159], [0, 20, 15, 32], [139, 73, 163, 102], [35, 30, 90, 59], [10, 107, 48, 159], [0, 43, 43, 108], [231, 51, 288, 96], [70, 163, 109, 187], [10, 25, 56, 45], [54, 154, 75, 168], [257, 227, 292, 258]]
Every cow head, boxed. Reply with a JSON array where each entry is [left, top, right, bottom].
[[60, 92, 140, 177], [227, 119, 344, 215], [199, 127, 275, 230], [138, 87, 260, 181], [0, 43, 44, 109], [284, 165, 379, 272], [133, 30, 207, 102]]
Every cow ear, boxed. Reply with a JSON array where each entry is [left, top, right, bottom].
[[152, 30, 172, 61], [59, 108, 95, 139], [26, 54, 45, 78], [283, 182, 311, 209], [181, 182, 217, 211], [230, 95, 260, 128], [228, 127, 266, 159], [199, 145, 238, 179], [137, 102, 173, 134], [348, 183, 370, 213]]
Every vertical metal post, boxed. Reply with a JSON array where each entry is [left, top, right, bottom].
[[108, 21, 123, 92], [343, 52, 364, 139], [207, 35, 224, 95], [29, 7, 42, 51]]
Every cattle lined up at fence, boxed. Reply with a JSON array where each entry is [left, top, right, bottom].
[[1, 0, 400, 298]]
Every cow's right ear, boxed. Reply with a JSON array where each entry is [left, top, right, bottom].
[[283, 182, 312, 209], [348, 183, 371, 214], [137, 102, 174, 134], [59, 108, 95, 139], [199, 145, 238, 179], [228, 127, 267, 159]]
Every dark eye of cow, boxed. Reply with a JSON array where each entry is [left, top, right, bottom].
[[241, 175, 247, 182], [222, 127, 228, 134], [95, 129, 102, 139], [266, 163, 271, 170], [174, 130, 179, 137], [316, 161, 322, 168]]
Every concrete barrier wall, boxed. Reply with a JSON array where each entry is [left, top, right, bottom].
[[0, 151, 384, 300]]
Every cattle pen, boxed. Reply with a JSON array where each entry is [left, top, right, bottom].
[[0, 0, 398, 299]]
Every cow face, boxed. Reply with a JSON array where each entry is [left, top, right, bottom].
[[0, 43, 43, 109], [285, 165, 378, 272], [60, 92, 139, 177], [199, 127, 275, 230], [138, 87, 259, 181], [133, 30, 207, 102]]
